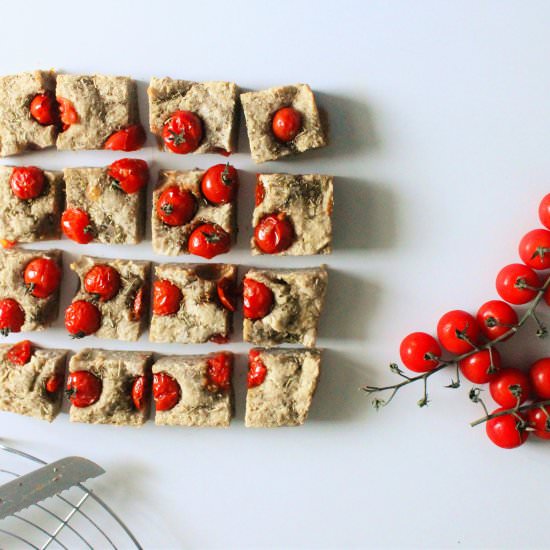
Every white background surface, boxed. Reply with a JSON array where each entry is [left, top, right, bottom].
[[0, 1, 550, 548]]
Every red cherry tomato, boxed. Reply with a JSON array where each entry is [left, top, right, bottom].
[[529, 358, 550, 399], [459, 348, 501, 384], [64, 300, 101, 338], [496, 263, 541, 305], [30, 94, 57, 126], [23, 258, 62, 299], [399, 332, 441, 373], [217, 278, 237, 312], [156, 186, 196, 226], [436, 310, 479, 355], [162, 110, 203, 154], [539, 193, 550, 230], [107, 158, 149, 194], [57, 97, 78, 130], [486, 408, 529, 449], [0, 239, 16, 249], [9, 167, 45, 200], [254, 213, 294, 254], [489, 367, 531, 408], [153, 372, 181, 411], [243, 278, 274, 320], [45, 372, 64, 394], [255, 178, 265, 206], [152, 280, 182, 316], [201, 163, 238, 204], [84, 265, 121, 302], [206, 353, 232, 392], [0, 299, 25, 334], [104, 125, 146, 151], [188, 223, 231, 259], [61, 208, 94, 244], [6, 340, 32, 365], [272, 106, 302, 142], [66, 371, 102, 408], [248, 350, 268, 388], [527, 405, 550, 439], [131, 375, 149, 411], [476, 300, 518, 341], [518, 229, 550, 270], [131, 286, 146, 322]]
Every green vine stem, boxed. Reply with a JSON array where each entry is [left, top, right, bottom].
[[363, 273, 550, 409], [469, 399, 550, 428]]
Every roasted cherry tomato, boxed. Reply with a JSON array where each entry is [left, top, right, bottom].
[[156, 186, 196, 226], [217, 277, 237, 312], [399, 332, 441, 373], [272, 106, 302, 142], [152, 280, 182, 316], [527, 405, 550, 439], [30, 94, 57, 126], [24, 257, 62, 299], [0, 299, 25, 334], [57, 97, 78, 130], [188, 223, 231, 259], [9, 166, 45, 200], [489, 368, 531, 408], [45, 372, 64, 394], [104, 125, 146, 151], [529, 358, 550, 399], [201, 163, 238, 204], [131, 286, 146, 322], [206, 353, 232, 392], [153, 372, 181, 411], [248, 349, 268, 388], [496, 263, 541, 305], [436, 310, 480, 355], [476, 300, 518, 341], [459, 348, 501, 384], [0, 239, 16, 249], [107, 158, 149, 194], [65, 300, 101, 338], [255, 177, 265, 206], [6, 340, 32, 365], [254, 213, 294, 254], [486, 408, 528, 449], [61, 208, 94, 244], [66, 371, 102, 408], [131, 375, 149, 411], [162, 110, 203, 154], [539, 193, 550, 230], [518, 229, 550, 270], [84, 265, 121, 302], [243, 278, 274, 320]]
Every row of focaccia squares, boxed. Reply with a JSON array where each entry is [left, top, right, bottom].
[[0, 248, 328, 347], [0, 164, 333, 257], [0, 345, 320, 427], [0, 71, 327, 163]]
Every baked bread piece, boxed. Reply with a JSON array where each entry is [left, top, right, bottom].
[[0, 166, 64, 243], [0, 343, 67, 422], [0, 249, 62, 332], [70, 256, 150, 341], [64, 167, 146, 244], [153, 352, 234, 427], [0, 70, 58, 157], [56, 74, 142, 150], [150, 263, 237, 344], [69, 348, 153, 426], [245, 348, 320, 427], [241, 84, 327, 163], [148, 77, 239, 154], [152, 169, 236, 256], [252, 173, 333, 256], [243, 266, 327, 348]]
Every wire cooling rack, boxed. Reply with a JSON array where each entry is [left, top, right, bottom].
[[0, 442, 141, 549]]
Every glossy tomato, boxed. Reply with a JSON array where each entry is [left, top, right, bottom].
[[248, 349, 268, 388], [6, 340, 32, 365], [131, 375, 149, 411], [162, 110, 203, 154], [529, 358, 550, 399], [107, 158, 149, 194], [436, 310, 479, 355], [476, 300, 518, 341], [153, 372, 181, 411], [61, 208, 94, 244], [459, 348, 501, 384], [156, 186, 196, 226], [188, 223, 231, 259], [243, 278, 274, 320], [539, 193, 550, 230], [152, 280, 182, 316], [201, 163, 238, 204], [104, 125, 146, 151], [206, 353, 233, 392], [518, 229, 550, 270], [527, 405, 550, 439], [489, 367, 531, 408], [254, 213, 294, 254], [496, 263, 541, 305], [66, 371, 102, 408], [84, 265, 121, 302], [272, 107, 302, 142], [217, 278, 237, 312], [486, 408, 528, 449], [64, 300, 101, 338], [9, 166, 45, 200], [399, 332, 441, 373], [0, 299, 25, 334], [30, 94, 57, 126], [57, 97, 78, 130], [24, 257, 62, 299]]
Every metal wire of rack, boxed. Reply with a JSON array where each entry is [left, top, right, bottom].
[[0, 442, 142, 550]]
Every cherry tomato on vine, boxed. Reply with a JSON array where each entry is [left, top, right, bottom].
[[156, 186, 196, 226], [496, 263, 541, 305], [527, 405, 550, 440], [66, 371, 102, 408], [152, 280, 182, 316], [518, 229, 550, 270], [476, 300, 518, 341], [459, 348, 501, 384], [201, 164, 238, 205], [486, 408, 529, 449], [24, 258, 62, 299], [162, 110, 203, 154], [529, 358, 550, 399], [436, 310, 479, 355], [539, 193, 550, 230], [0, 299, 25, 334], [9, 167, 45, 200], [399, 332, 441, 373], [272, 107, 302, 142], [153, 372, 181, 411], [254, 213, 294, 254], [188, 223, 231, 259], [489, 368, 531, 408], [243, 278, 274, 320]]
